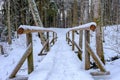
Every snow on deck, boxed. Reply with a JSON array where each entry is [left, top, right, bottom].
[[28, 28, 94, 80]]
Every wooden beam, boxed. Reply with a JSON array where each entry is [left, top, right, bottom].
[[90, 71, 110, 76], [69, 23, 96, 32], [17, 27, 56, 35], [86, 41, 106, 72], [9, 44, 32, 78], [38, 39, 49, 56], [26, 33, 34, 74]]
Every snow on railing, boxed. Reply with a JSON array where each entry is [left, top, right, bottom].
[[66, 22, 110, 75], [68, 22, 96, 31], [17, 25, 57, 34]]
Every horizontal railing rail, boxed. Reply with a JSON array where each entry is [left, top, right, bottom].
[[66, 22, 108, 73], [9, 26, 57, 79]]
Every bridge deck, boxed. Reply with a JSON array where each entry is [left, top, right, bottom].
[[28, 29, 93, 80]]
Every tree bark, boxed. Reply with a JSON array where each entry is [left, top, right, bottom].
[[28, 0, 46, 45], [72, 0, 78, 27], [7, 0, 12, 44], [83, 0, 90, 70], [93, 0, 105, 64]]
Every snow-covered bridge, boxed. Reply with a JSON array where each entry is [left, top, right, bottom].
[[8, 22, 110, 80]]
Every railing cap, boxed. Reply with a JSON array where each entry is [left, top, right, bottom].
[[68, 22, 97, 31], [17, 25, 57, 34]]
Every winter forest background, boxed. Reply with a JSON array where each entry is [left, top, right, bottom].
[[0, 0, 120, 80]]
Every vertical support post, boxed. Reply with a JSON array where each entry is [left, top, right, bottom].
[[0, 45, 4, 55], [26, 33, 34, 74], [66, 33, 67, 41], [85, 31, 90, 70], [53, 32, 55, 45], [82, 30, 86, 69], [68, 32, 70, 44], [46, 32, 49, 51], [72, 30, 75, 51], [78, 30, 82, 60], [79, 30, 83, 49]]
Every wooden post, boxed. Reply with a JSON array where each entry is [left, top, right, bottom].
[[86, 41, 106, 72], [46, 32, 49, 51], [79, 30, 82, 48], [85, 30, 90, 70], [26, 33, 34, 74], [82, 30, 86, 69], [53, 32, 55, 45], [72, 30, 75, 50], [0, 45, 4, 55], [68, 32, 70, 44], [9, 44, 32, 78], [78, 30, 82, 60]]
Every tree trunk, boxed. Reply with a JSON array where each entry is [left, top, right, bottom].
[[83, 0, 90, 70], [7, 0, 12, 44], [93, 0, 105, 64], [28, 0, 46, 45], [72, 0, 78, 27]]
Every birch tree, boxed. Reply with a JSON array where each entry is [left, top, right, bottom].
[[28, 0, 46, 45]]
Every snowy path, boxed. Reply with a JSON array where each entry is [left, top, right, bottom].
[[28, 29, 94, 80]]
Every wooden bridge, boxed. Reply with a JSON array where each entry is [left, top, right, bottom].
[[8, 22, 110, 80]]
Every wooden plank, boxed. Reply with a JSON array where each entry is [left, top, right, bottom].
[[17, 27, 56, 35], [86, 41, 106, 72], [90, 71, 110, 76], [9, 44, 32, 78], [46, 32, 49, 51], [69, 23, 96, 32], [8, 76, 28, 80]]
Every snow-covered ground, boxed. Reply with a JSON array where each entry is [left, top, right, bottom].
[[0, 25, 120, 80]]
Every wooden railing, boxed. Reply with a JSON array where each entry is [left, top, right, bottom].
[[66, 22, 109, 75], [8, 26, 57, 79]]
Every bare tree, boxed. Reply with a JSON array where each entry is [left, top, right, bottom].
[[28, 0, 46, 45], [93, 0, 105, 64]]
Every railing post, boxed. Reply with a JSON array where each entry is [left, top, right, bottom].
[[53, 32, 55, 45], [46, 32, 49, 51], [79, 30, 82, 48], [72, 30, 75, 51], [26, 33, 34, 74], [82, 30, 86, 69], [85, 30, 90, 70], [78, 30, 82, 60]]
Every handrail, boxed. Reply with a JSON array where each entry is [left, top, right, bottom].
[[17, 26, 57, 56], [9, 26, 57, 79], [17, 25, 57, 35], [66, 23, 96, 62], [67, 37, 82, 60], [66, 22, 108, 72]]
